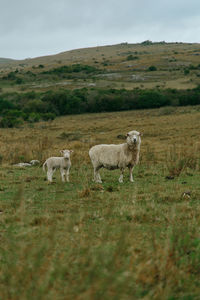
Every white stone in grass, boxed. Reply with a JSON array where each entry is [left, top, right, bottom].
[[30, 160, 40, 165], [14, 163, 32, 167]]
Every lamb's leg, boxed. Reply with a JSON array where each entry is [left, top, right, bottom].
[[66, 169, 70, 182], [119, 168, 124, 183], [60, 168, 66, 182], [129, 166, 134, 182], [47, 168, 54, 182]]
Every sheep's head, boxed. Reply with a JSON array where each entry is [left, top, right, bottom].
[[60, 149, 73, 159], [126, 130, 142, 147]]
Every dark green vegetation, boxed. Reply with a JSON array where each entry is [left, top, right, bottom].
[[0, 86, 200, 127], [0, 42, 200, 127], [1, 42, 200, 93], [1, 64, 101, 85]]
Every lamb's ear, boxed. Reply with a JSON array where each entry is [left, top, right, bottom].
[[139, 132, 143, 136], [70, 150, 74, 153], [126, 133, 130, 137], [60, 150, 64, 154]]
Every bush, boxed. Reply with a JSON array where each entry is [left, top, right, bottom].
[[3, 109, 25, 118], [148, 66, 157, 71], [0, 117, 23, 128], [138, 90, 169, 109], [184, 69, 190, 75], [126, 55, 139, 61], [41, 113, 56, 121], [141, 40, 153, 45], [15, 78, 24, 84], [7, 72, 17, 80], [23, 99, 50, 113], [0, 98, 15, 111], [28, 113, 41, 123], [42, 64, 100, 76]]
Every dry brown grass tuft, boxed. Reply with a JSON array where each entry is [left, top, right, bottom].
[[78, 187, 91, 198], [166, 143, 200, 177]]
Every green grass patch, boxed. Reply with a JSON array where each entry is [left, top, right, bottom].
[[0, 163, 200, 299]]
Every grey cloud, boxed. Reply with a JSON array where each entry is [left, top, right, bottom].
[[0, 0, 200, 59]]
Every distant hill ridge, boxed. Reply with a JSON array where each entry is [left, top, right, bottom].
[[0, 57, 16, 64], [0, 42, 200, 91], [1, 42, 199, 68]]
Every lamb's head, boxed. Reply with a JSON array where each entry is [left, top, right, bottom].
[[126, 130, 142, 147], [60, 149, 73, 159]]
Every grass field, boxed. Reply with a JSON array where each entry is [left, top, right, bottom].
[[0, 106, 200, 299]]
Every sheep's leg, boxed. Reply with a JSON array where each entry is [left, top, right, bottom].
[[94, 166, 102, 183], [97, 172, 102, 183], [47, 168, 54, 182], [119, 168, 124, 183], [66, 169, 70, 182], [60, 168, 66, 182], [129, 166, 134, 182]]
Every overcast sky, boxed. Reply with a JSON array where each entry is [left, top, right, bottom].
[[1, 0, 200, 60]]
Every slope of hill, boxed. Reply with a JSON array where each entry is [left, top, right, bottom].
[[0, 57, 16, 64], [0, 42, 200, 92]]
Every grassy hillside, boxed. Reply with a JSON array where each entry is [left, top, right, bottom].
[[0, 58, 16, 64], [0, 42, 200, 92], [0, 106, 200, 299]]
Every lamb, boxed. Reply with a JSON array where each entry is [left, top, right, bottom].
[[43, 150, 73, 183], [89, 130, 142, 183]]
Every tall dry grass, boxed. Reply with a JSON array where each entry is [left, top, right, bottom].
[[166, 143, 200, 177]]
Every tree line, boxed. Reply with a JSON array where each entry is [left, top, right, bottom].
[[0, 86, 200, 127]]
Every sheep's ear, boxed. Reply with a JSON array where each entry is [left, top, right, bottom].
[[139, 132, 143, 136], [60, 150, 64, 154], [70, 150, 74, 153], [126, 133, 130, 137]]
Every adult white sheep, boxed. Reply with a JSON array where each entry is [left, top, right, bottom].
[[89, 130, 142, 183], [43, 149, 73, 183]]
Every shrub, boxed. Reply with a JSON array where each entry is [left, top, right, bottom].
[[3, 109, 25, 118], [23, 99, 50, 113], [28, 113, 41, 123], [7, 72, 17, 80], [42, 64, 100, 76], [141, 40, 153, 45], [138, 90, 169, 109], [0, 98, 15, 111], [15, 78, 24, 84], [148, 66, 157, 71], [41, 113, 56, 121], [0, 117, 23, 128], [126, 55, 139, 61], [184, 68, 190, 75]]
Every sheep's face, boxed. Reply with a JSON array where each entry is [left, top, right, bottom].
[[60, 149, 73, 159], [126, 130, 142, 146]]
